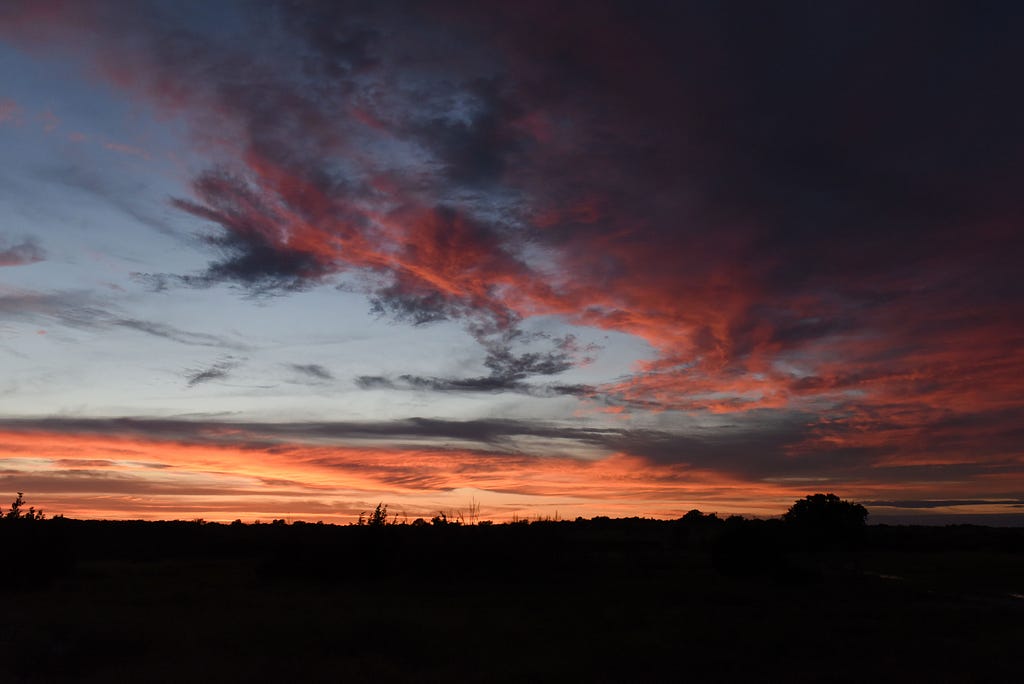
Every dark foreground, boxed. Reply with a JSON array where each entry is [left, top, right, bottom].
[[2, 517, 1022, 682]]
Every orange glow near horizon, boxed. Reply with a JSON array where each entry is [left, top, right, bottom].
[[1, 428, 1018, 524]]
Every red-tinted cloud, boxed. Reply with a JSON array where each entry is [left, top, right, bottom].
[[2, 1, 1023, 510], [0, 238, 45, 267]]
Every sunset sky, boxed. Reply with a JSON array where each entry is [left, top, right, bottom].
[[1, 1, 1022, 524]]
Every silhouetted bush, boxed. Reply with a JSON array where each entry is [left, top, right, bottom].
[[3, 492, 45, 521], [1, 494, 74, 589], [783, 493, 868, 549], [358, 503, 393, 527], [672, 509, 723, 550]]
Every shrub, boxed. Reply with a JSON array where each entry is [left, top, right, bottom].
[[4, 492, 44, 521]]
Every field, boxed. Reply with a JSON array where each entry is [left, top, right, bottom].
[[2, 518, 1022, 682]]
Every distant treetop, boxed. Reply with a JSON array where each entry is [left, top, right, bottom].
[[783, 493, 867, 543]]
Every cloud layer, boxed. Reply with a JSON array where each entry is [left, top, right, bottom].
[[1, 2, 1022, 520], [2, 416, 1020, 522]]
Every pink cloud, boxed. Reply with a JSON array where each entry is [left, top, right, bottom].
[[0, 98, 22, 125]]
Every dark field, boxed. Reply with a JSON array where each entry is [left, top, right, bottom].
[[2, 518, 1022, 682]]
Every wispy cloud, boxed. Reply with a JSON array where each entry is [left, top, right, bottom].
[[355, 331, 591, 396], [185, 358, 242, 387], [0, 288, 250, 350], [0, 237, 45, 267], [355, 373, 589, 398], [114, 319, 250, 350], [34, 162, 187, 239], [288, 363, 333, 381]]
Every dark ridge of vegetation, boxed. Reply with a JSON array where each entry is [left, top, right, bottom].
[[2, 493, 1022, 682], [2, 492, 1021, 585]]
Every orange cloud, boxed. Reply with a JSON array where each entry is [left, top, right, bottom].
[[2, 423, 1019, 523], [0, 426, 803, 521]]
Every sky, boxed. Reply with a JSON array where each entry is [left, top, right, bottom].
[[1, 0, 1022, 524]]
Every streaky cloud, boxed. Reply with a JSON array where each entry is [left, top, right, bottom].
[[185, 358, 242, 388], [113, 319, 251, 351], [356, 373, 590, 398], [288, 363, 334, 381]]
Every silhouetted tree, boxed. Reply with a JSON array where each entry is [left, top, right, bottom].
[[430, 511, 461, 526], [680, 509, 701, 522], [783, 493, 867, 547], [360, 503, 392, 527], [4, 492, 44, 521]]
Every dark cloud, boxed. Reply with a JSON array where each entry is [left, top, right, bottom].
[[355, 329, 591, 396], [355, 374, 517, 393], [0, 414, 608, 451], [368, 288, 450, 326], [0, 413, 857, 481], [355, 373, 589, 397], [289, 363, 334, 381], [482, 340, 572, 379], [120, 3, 1022, 354], [2, 413, 1021, 491], [162, 169, 338, 294], [185, 358, 241, 387], [412, 76, 523, 185], [0, 237, 45, 266]]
